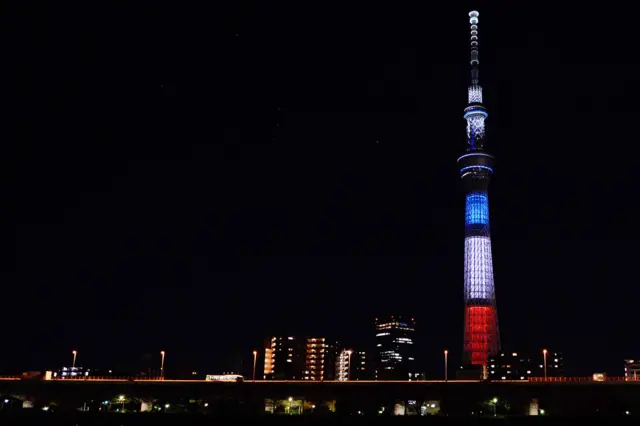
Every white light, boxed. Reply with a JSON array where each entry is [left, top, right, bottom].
[[3, 399, 7, 403], [464, 236, 495, 299], [527, 370, 531, 374], [165, 404, 170, 409], [540, 409, 545, 415], [43, 406, 50, 411], [431, 404, 436, 408], [468, 85, 483, 103], [204, 403, 209, 407], [466, 115, 486, 141]]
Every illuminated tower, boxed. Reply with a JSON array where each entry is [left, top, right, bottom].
[[457, 10, 500, 371]]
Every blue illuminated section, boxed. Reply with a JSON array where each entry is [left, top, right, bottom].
[[460, 165, 493, 174], [465, 193, 489, 225]]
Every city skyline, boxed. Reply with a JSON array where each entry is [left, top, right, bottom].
[[4, 2, 640, 379]]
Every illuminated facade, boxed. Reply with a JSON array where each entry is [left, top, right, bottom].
[[336, 349, 351, 381], [458, 10, 500, 371], [624, 359, 640, 381], [303, 337, 337, 381], [375, 316, 418, 380], [263, 336, 303, 380], [337, 349, 372, 381]]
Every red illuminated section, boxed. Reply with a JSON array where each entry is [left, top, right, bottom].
[[464, 306, 498, 366]]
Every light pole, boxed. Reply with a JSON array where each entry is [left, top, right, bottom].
[[444, 350, 448, 382], [119, 395, 125, 411], [72, 350, 77, 369], [346, 350, 353, 380], [542, 349, 548, 380], [252, 350, 258, 381], [492, 398, 498, 417], [160, 351, 166, 379]]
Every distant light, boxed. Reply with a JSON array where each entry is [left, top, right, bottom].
[[431, 404, 436, 408], [312, 405, 316, 409], [119, 395, 124, 401], [3, 399, 8, 403], [165, 404, 170, 409], [288, 397, 293, 402], [493, 398, 498, 403], [204, 403, 209, 407], [626, 411, 630, 415], [357, 411, 361, 414], [512, 353, 517, 356], [540, 409, 545, 415], [43, 406, 50, 411]]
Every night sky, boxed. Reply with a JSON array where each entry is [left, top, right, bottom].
[[3, 2, 639, 378]]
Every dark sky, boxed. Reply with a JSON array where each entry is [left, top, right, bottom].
[[3, 2, 638, 378]]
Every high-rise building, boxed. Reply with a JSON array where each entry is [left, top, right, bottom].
[[458, 10, 500, 373], [351, 350, 373, 380], [263, 336, 303, 380], [375, 316, 417, 380], [336, 349, 351, 381], [303, 337, 337, 381], [625, 359, 640, 381], [337, 349, 372, 381]]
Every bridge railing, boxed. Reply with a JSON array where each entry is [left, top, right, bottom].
[[528, 376, 640, 383], [50, 376, 163, 381]]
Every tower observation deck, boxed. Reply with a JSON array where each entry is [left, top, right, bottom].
[[457, 10, 500, 371]]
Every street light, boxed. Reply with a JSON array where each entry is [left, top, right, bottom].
[[119, 395, 125, 411], [346, 350, 353, 380], [72, 350, 77, 369], [252, 350, 258, 381], [492, 398, 498, 417], [444, 350, 448, 382], [542, 349, 548, 380], [160, 351, 166, 379]]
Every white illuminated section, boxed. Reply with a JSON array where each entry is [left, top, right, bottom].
[[469, 11, 479, 24], [466, 115, 485, 140], [468, 85, 483, 103], [464, 236, 495, 300]]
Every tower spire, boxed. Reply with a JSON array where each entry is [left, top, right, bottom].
[[468, 10, 482, 105]]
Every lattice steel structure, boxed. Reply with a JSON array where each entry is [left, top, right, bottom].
[[458, 10, 500, 369]]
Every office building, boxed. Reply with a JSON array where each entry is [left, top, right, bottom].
[[375, 316, 417, 380]]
